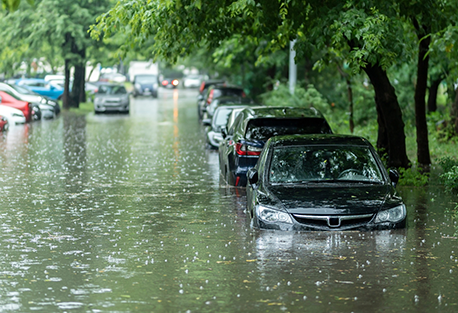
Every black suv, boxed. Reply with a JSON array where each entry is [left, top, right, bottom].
[[218, 106, 332, 187]]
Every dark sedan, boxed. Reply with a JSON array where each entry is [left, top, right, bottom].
[[246, 134, 406, 231], [219, 106, 332, 187], [133, 74, 159, 97]]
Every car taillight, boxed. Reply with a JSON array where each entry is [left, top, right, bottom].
[[207, 90, 214, 105], [235, 142, 262, 156], [242, 91, 246, 97], [172, 79, 179, 86], [199, 82, 205, 93], [162, 80, 168, 86]]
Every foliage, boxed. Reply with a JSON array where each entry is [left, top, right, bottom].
[[397, 167, 430, 187], [440, 165, 458, 191], [260, 84, 330, 113]]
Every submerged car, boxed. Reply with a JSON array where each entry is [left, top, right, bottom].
[[246, 134, 406, 231], [219, 106, 332, 187], [133, 74, 159, 97], [94, 84, 130, 114]]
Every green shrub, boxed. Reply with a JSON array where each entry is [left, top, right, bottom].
[[439, 157, 458, 191], [397, 167, 430, 187], [260, 84, 331, 115]]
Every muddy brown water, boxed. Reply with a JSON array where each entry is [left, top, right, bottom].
[[0, 89, 457, 312]]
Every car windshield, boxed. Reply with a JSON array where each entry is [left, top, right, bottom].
[[136, 76, 157, 84], [245, 118, 331, 141], [214, 108, 233, 127], [269, 145, 383, 184], [97, 85, 127, 95]]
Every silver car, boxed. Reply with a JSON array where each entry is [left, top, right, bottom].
[[94, 84, 130, 114]]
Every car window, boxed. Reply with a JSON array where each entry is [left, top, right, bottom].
[[269, 145, 383, 184], [97, 85, 127, 95], [135, 76, 157, 84], [245, 118, 331, 141], [213, 108, 232, 127]]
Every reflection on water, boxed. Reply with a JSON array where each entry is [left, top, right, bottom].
[[0, 89, 457, 311]]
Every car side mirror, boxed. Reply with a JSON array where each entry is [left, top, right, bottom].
[[202, 118, 211, 126], [221, 127, 228, 139], [389, 169, 400, 188], [247, 168, 259, 186]]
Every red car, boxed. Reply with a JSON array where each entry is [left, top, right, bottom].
[[0, 91, 32, 122], [0, 115, 8, 131]]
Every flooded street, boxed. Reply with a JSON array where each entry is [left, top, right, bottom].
[[1, 88, 458, 312]]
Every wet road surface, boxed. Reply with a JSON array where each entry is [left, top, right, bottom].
[[0, 88, 458, 312]]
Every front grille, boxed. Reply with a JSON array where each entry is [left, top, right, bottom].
[[292, 213, 374, 229]]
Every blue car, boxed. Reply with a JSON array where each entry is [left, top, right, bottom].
[[15, 78, 64, 100]]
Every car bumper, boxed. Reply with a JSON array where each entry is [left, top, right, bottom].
[[254, 216, 406, 231], [95, 104, 130, 112]]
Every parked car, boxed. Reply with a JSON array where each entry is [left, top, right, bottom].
[[246, 134, 406, 231], [198, 85, 246, 120], [203, 96, 255, 120], [133, 74, 159, 97], [0, 115, 8, 131], [196, 80, 225, 119], [15, 78, 64, 100], [219, 106, 332, 187], [183, 75, 202, 88], [94, 84, 130, 114], [0, 104, 26, 124], [198, 79, 225, 95], [0, 91, 32, 122], [0, 82, 60, 115], [203, 105, 253, 149]]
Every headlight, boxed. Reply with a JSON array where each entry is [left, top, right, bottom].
[[94, 98, 103, 104], [256, 205, 292, 224], [153, 83, 159, 89], [135, 83, 141, 89], [375, 204, 406, 223], [40, 97, 47, 104]]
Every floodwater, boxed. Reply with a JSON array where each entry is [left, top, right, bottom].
[[0, 88, 457, 312]]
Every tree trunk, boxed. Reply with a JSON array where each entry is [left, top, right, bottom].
[[427, 76, 442, 113], [413, 24, 431, 168], [452, 87, 458, 135], [79, 66, 87, 103], [62, 59, 71, 110], [363, 63, 410, 168]]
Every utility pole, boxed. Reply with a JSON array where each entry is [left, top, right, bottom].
[[289, 40, 297, 95]]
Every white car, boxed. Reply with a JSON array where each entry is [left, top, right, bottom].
[[0, 104, 26, 124], [183, 75, 202, 88]]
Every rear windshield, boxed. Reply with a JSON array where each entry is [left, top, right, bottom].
[[97, 85, 127, 95], [245, 118, 331, 141], [135, 75, 157, 84], [213, 88, 244, 98]]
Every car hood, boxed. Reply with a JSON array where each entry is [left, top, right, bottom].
[[265, 184, 396, 215]]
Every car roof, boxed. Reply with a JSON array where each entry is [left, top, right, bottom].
[[268, 134, 373, 148], [240, 106, 325, 119]]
